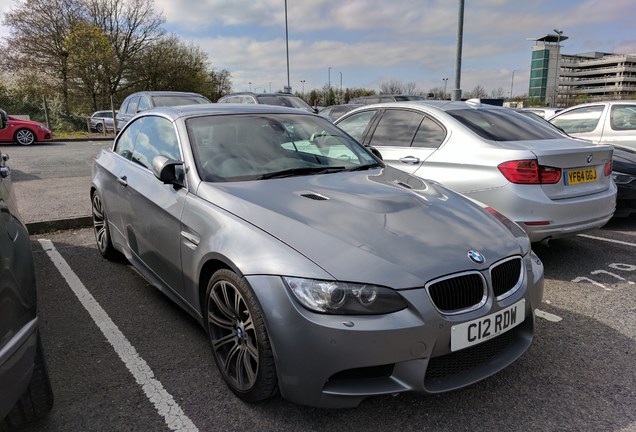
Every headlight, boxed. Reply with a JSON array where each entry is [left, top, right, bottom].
[[283, 277, 407, 315], [612, 171, 636, 184]]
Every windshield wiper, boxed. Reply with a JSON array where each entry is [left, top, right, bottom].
[[259, 166, 347, 179], [341, 162, 383, 172]]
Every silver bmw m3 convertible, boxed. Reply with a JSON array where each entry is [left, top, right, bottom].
[[91, 104, 544, 408]]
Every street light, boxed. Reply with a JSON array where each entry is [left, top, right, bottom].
[[248, 81, 252, 92], [552, 28, 563, 107], [442, 78, 448, 99], [284, 0, 291, 93], [300, 79, 305, 96], [339, 72, 342, 104], [510, 70, 518, 100]]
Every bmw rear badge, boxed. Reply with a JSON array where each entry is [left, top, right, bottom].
[[467, 250, 485, 264]]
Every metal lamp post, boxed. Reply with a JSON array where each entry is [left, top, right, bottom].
[[284, 0, 291, 93], [442, 78, 448, 99], [552, 28, 563, 107], [510, 70, 518, 100]]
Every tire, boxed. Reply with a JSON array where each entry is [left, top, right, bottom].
[[96, 123, 104, 133], [15, 129, 36, 146], [91, 190, 118, 260], [206, 269, 278, 402], [2, 333, 54, 428]]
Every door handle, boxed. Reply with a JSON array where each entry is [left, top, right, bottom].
[[399, 156, 420, 164], [117, 175, 128, 187]]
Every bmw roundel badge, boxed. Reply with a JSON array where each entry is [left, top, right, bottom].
[[467, 250, 485, 264]]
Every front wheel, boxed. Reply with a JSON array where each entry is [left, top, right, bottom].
[[206, 269, 278, 402], [15, 129, 36, 146]]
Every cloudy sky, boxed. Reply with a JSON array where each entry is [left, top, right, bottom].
[[2, 0, 635, 97]]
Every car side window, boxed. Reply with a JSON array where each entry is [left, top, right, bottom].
[[131, 116, 180, 169], [412, 116, 446, 148], [610, 105, 636, 131], [550, 106, 603, 133], [125, 97, 140, 115], [336, 110, 377, 142], [114, 118, 144, 160], [137, 96, 151, 112], [369, 109, 424, 147]]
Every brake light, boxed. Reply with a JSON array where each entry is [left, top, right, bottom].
[[498, 159, 562, 184], [604, 160, 612, 176]]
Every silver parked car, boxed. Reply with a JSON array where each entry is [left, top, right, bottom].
[[547, 100, 636, 151], [335, 100, 617, 244], [116, 91, 210, 131], [89, 110, 117, 133], [0, 145, 53, 426], [91, 104, 544, 408]]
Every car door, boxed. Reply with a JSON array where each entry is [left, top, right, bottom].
[[602, 104, 636, 150], [116, 115, 187, 295], [357, 108, 442, 175], [549, 105, 606, 143]]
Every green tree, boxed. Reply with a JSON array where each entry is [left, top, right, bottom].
[[131, 35, 209, 92], [65, 23, 115, 111]]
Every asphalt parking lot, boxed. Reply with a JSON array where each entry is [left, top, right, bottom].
[[3, 141, 636, 431]]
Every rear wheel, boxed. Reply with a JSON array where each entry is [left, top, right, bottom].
[[2, 333, 54, 428], [15, 129, 36, 146], [96, 122, 104, 133], [91, 190, 118, 260], [206, 269, 278, 402]]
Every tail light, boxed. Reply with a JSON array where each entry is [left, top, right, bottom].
[[604, 160, 612, 176], [498, 159, 562, 184]]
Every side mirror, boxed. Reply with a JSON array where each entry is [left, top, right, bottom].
[[152, 155, 185, 188], [0, 109, 7, 129], [366, 145, 383, 160]]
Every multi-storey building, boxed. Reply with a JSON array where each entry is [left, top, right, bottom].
[[528, 34, 636, 107]]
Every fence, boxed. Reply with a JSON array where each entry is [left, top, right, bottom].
[[0, 93, 111, 135]]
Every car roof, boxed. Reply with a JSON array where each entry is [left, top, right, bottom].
[[126, 90, 208, 98], [342, 99, 505, 114], [140, 103, 318, 120]]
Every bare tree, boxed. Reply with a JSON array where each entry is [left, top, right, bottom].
[[491, 87, 506, 98], [2, 0, 85, 112], [468, 85, 488, 99], [84, 0, 165, 98]]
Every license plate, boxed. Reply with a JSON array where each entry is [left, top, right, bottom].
[[450, 300, 525, 352], [565, 167, 597, 185]]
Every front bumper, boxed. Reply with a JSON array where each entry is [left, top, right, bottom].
[[247, 251, 544, 408]]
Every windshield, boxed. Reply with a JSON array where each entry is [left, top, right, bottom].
[[448, 108, 565, 141], [187, 113, 379, 182], [151, 95, 209, 107]]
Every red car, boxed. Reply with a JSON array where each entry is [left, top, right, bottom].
[[0, 110, 52, 145]]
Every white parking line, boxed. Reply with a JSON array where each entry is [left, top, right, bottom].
[[38, 239, 199, 432], [578, 234, 636, 247], [535, 309, 562, 322]]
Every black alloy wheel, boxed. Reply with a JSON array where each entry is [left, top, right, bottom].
[[206, 269, 278, 402], [91, 190, 118, 260]]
